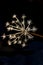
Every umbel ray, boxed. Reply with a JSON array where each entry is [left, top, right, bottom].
[[1, 14, 43, 47]]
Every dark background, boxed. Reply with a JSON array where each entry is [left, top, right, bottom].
[[0, 0, 43, 65]]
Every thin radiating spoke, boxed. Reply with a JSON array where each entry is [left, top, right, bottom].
[[6, 32, 22, 37], [11, 33, 23, 43], [16, 18, 23, 27], [9, 25, 22, 30]]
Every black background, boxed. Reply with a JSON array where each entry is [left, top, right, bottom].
[[0, 0, 43, 53], [0, 0, 43, 65]]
